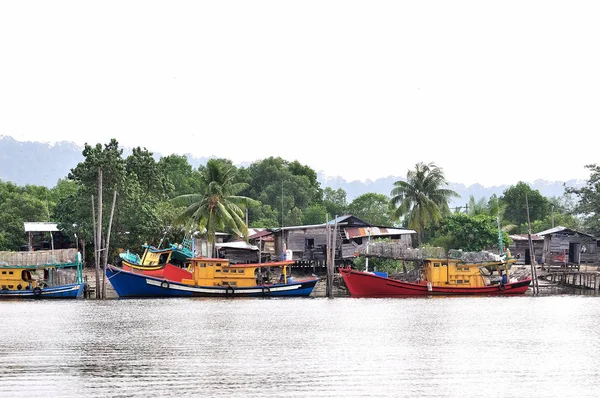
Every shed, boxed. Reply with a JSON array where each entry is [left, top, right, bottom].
[[537, 226, 599, 265], [508, 234, 544, 265], [269, 215, 416, 266]]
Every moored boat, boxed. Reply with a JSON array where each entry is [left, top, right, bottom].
[[0, 249, 85, 299], [107, 258, 318, 298], [118, 241, 195, 282], [340, 253, 531, 297]]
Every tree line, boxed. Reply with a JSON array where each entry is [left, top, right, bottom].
[[1, 139, 598, 264]]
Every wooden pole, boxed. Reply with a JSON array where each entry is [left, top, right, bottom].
[[525, 194, 539, 294], [325, 214, 331, 297], [102, 188, 117, 299], [328, 216, 337, 298], [91, 195, 99, 299], [96, 168, 103, 299]]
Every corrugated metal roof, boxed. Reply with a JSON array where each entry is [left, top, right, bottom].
[[345, 227, 416, 239], [536, 226, 595, 238], [509, 234, 543, 241], [215, 241, 259, 251], [248, 229, 272, 239], [23, 222, 59, 232], [270, 215, 372, 232]]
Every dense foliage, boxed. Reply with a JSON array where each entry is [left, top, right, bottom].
[[0, 139, 594, 262]]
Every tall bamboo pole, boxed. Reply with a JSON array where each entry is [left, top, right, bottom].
[[91, 195, 99, 299], [325, 214, 331, 297], [96, 168, 103, 299], [102, 188, 117, 299], [525, 194, 539, 294]]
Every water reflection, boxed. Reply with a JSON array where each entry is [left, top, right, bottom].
[[1, 296, 599, 397]]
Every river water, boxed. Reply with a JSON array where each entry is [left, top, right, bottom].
[[1, 292, 599, 397]]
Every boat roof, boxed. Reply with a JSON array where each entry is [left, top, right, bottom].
[[188, 258, 293, 268]]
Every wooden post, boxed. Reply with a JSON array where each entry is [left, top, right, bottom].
[[101, 188, 117, 299], [96, 168, 103, 299], [525, 194, 539, 294], [91, 195, 99, 299], [325, 214, 331, 297], [328, 216, 337, 298]]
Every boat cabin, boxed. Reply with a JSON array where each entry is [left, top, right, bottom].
[[423, 258, 516, 287], [182, 258, 294, 287], [0, 268, 37, 291], [140, 246, 173, 266]]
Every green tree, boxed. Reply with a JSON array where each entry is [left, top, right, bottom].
[[322, 187, 347, 219], [302, 203, 329, 225], [0, 181, 49, 250], [171, 159, 258, 243], [430, 213, 508, 252], [466, 195, 488, 216], [390, 162, 460, 244], [500, 182, 550, 232], [126, 147, 171, 199], [348, 193, 393, 226], [565, 164, 600, 234], [241, 157, 321, 227], [158, 155, 203, 197]]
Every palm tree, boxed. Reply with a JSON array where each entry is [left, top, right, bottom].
[[467, 195, 488, 216], [171, 159, 258, 244], [390, 162, 459, 245]]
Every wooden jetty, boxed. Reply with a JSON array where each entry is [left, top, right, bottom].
[[538, 265, 600, 291]]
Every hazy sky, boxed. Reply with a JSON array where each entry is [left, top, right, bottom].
[[1, 1, 598, 186]]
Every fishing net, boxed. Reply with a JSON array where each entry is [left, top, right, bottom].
[[0, 249, 78, 266]]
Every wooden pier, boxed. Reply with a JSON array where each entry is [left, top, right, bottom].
[[538, 265, 600, 291]]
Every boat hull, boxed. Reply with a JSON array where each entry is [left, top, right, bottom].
[[106, 264, 318, 298], [339, 269, 531, 297], [0, 283, 85, 299]]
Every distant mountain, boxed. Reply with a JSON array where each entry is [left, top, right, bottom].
[[0, 136, 585, 207], [320, 174, 584, 209]]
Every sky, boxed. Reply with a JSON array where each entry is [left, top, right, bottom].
[[1, 1, 599, 186]]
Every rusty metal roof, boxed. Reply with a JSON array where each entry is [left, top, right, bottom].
[[344, 227, 416, 239]]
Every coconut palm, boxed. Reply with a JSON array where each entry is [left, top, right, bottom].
[[467, 195, 488, 216], [171, 159, 258, 244], [390, 162, 460, 245]]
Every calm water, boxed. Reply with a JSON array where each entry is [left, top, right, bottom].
[[1, 293, 600, 397]]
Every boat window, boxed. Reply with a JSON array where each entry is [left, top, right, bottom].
[[8, 271, 13, 274], [222, 269, 229, 273], [208, 263, 213, 266], [200, 263, 206, 268], [433, 262, 440, 267], [215, 269, 221, 273], [237, 270, 244, 274], [457, 280, 463, 284], [1, 271, 5, 274], [216, 263, 222, 267], [464, 279, 470, 283]]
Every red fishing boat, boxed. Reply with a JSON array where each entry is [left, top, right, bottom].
[[340, 255, 531, 297]]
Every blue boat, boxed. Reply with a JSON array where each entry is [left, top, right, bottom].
[[106, 258, 318, 298], [0, 283, 85, 299], [0, 248, 85, 300]]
